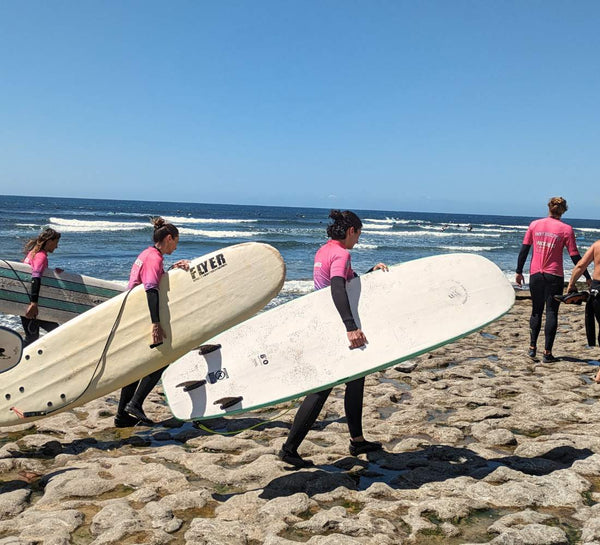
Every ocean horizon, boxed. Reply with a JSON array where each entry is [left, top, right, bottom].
[[2, 193, 599, 331]]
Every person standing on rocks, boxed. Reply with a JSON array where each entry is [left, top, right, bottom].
[[20, 227, 63, 347], [515, 196, 591, 363], [115, 217, 189, 428], [565, 239, 600, 383], [278, 209, 389, 469]]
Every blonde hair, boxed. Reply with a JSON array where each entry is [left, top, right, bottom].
[[548, 197, 568, 218]]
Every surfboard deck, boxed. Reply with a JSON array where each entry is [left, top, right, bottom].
[[0, 260, 125, 323], [0, 326, 23, 373], [162, 253, 515, 421], [0, 243, 285, 427]]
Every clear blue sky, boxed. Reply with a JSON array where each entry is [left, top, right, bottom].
[[1, 1, 599, 217]]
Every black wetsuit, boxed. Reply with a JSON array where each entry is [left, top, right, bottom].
[[21, 276, 58, 347], [517, 243, 590, 352], [282, 272, 366, 453]]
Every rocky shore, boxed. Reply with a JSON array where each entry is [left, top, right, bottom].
[[2, 292, 600, 545]]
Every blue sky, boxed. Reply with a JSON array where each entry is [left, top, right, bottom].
[[1, 1, 599, 217]]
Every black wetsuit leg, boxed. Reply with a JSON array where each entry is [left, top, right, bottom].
[[128, 366, 167, 409], [591, 281, 600, 346], [344, 377, 365, 438], [283, 377, 366, 451], [20, 317, 59, 347], [283, 388, 332, 452], [117, 381, 139, 415], [529, 272, 563, 352]]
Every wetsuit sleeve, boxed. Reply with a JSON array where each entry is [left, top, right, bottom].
[[516, 244, 531, 275], [330, 276, 357, 331], [145, 288, 160, 323], [30, 277, 41, 303], [570, 254, 592, 280]]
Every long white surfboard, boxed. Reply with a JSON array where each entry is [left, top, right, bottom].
[[0, 260, 125, 323], [0, 243, 285, 427], [163, 253, 515, 421]]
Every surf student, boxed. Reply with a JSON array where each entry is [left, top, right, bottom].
[[565, 240, 600, 383], [115, 216, 189, 427], [515, 196, 591, 363], [20, 227, 62, 347], [279, 209, 389, 468]]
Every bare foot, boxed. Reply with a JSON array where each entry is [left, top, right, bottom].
[[595, 369, 600, 384]]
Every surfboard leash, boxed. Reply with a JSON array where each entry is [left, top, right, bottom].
[[194, 401, 299, 436]]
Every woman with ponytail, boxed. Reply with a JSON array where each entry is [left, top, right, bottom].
[[279, 210, 388, 468], [516, 197, 591, 363], [21, 227, 62, 346], [115, 217, 189, 427]]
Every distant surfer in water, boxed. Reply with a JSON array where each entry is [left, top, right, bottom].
[[115, 217, 189, 427], [279, 209, 389, 468], [21, 228, 62, 347], [565, 239, 600, 383], [515, 197, 590, 363]]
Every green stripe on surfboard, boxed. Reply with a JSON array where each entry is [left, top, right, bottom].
[[0, 288, 94, 315], [0, 268, 122, 299]]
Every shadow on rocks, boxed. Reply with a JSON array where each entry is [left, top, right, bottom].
[[259, 444, 593, 500]]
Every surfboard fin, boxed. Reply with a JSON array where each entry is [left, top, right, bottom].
[[175, 380, 207, 392], [196, 344, 222, 355], [214, 396, 243, 410]]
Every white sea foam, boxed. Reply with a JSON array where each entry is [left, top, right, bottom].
[[355, 243, 378, 250], [364, 230, 501, 238], [362, 223, 393, 230], [280, 279, 314, 296], [575, 227, 600, 234], [177, 227, 262, 238], [479, 223, 528, 231], [438, 245, 501, 252], [164, 216, 258, 225], [49, 217, 148, 232]]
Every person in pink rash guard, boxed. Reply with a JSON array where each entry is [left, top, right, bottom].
[[115, 217, 189, 428], [21, 228, 62, 347], [516, 197, 591, 363], [279, 210, 389, 469]]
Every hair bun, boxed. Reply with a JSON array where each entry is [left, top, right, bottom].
[[329, 209, 343, 221], [151, 216, 166, 230]]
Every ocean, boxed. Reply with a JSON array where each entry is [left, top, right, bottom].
[[2, 194, 600, 332]]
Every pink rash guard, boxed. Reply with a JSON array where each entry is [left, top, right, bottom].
[[128, 246, 164, 290], [24, 250, 48, 278], [523, 217, 579, 277], [313, 239, 355, 290]]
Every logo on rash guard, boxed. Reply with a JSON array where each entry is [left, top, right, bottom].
[[189, 254, 227, 281]]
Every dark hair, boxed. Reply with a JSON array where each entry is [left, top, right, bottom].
[[151, 217, 179, 243], [23, 227, 61, 257], [326, 210, 363, 240], [548, 196, 568, 218]]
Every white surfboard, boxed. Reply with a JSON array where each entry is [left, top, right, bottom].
[[0, 326, 23, 373], [0, 259, 125, 323], [0, 243, 285, 427], [162, 253, 515, 421]]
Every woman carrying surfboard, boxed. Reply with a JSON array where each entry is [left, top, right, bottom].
[[116, 217, 189, 427], [279, 210, 388, 468], [21, 228, 62, 347]]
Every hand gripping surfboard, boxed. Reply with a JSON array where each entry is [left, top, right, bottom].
[[162, 253, 515, 421], [0, 242, 285, 427]]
